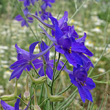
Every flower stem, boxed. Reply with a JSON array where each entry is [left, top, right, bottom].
[[31, 62, 40, 77], [54, 60, 68, 81], [57, 83, 73, 95]]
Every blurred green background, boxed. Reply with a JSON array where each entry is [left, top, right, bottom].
[[0, 0, 110, 110]]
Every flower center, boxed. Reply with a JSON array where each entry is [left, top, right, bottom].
[[68, 47, 72, 53]]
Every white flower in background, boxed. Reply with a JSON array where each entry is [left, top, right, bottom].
[[83, 4, 88, 8], [2, 65, 9, 68], [50, 52, 54, 58], [3, 71, 11, 79], [85, 40, 94, 47], [0, 85, 4, 94], [0, 46, 8, 50], [98, 68, 105, 73], [76, 26, 83, 31], [91, 57, 99, 62], [91, 27, 102, 33], [0, 50, 4, 54], [94, 47, 104, 51], [13, 83, 22, 88], [0, 89, 4, 94], [1, 60, 8, 64], [10, 57, 17, 61]]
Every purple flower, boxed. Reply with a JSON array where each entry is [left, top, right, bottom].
[[39, 10, 52, 21], [68, 66, 95, 103], [15, 7, 33, 27], [39, 11, 93, 68], [33, 41, 63, 80], [9, 42, 54, 80], [1, 95, 22, 110], [19, 0, 38, 7], [40, 24, 93, 68], [41, 0, 55, 11]]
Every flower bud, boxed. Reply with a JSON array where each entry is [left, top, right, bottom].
[[33, 76, 47, 84], [23, 91, 30, 101], [0, 94, 16, 101], [49, 95, 64, 102], [23, 75, 30, 101], [27, 71, 47, 85]]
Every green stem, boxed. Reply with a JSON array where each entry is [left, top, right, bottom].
[[58, 84, 73, 95], [31, 62, 40, 77], [68, 0, 88, 24], [16, 96, 29, 107], [55, 53, 61, 70], [51, 49, 56, 94], [39, 98, 49, 107], [54, 60, 68, 81], [38, 84, 44, 103]]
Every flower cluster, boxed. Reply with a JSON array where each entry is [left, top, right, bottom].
[[1, 0, 96, 109]]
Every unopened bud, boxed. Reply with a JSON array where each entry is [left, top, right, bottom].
[[0, 94, 16, 101], [23, 91, 30, 101], [33, 76, 47, 84], [27, 71, 47, 85], [49, 95, 64, 102]]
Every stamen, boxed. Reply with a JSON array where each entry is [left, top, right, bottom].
[[68, 47, 72, 53]]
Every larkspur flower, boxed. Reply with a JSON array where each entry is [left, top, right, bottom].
[[9, 42, 54, 80], [39, 10, 52, 21], [37, 0, 55, 20], [19, 0, 38, 7], [40, 25, 93, 67], [1, 95, 23, 110], [64, 65, 95, 103], [36, 11, 93, 68], [33, 41, 63, 80], [15, 7, 33, 27], [41, 0, 55, 11]]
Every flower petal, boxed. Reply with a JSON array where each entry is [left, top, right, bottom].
[[55, 24, 63, 41], [79, 53, 94, 71], [78, 84, 93, 102], [69, 74, 78, 86], [32, 43, 54, 60], [29, 41, 39, 55], [10, 59, 28, 70], [9, 64, 27, 80], [15, 15, 24, 21], [57, 37, 71, 49], [38, 66, 45, 76], [1, 100, 15, 110], [24, 0, 30, 7], [40, 25, 56, 43], [76, 33, 86, 44], [77, 84, 86, 103], [21, 20, 28, 27], [46, 64, 53, 80], [85, 78, 96, 90], [58, 11, 68, 28], [64, 51, 83, 67], [14, 94, 21, 110], [32, 59, 43, 69], [55, 45, 65, 54], [15, 44, 29, 60], [71, 42, 93, 56], [40, 41, 49, 61]]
